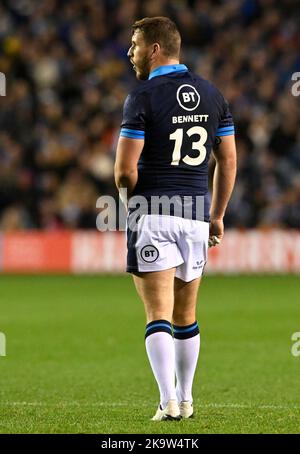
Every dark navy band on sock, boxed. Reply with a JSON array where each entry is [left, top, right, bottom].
[[173, 321, 199, 339], [145, 319, 172, 339]]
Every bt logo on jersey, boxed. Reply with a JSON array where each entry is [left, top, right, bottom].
[[182, 92, 196, 102], [176, 84, 200, 111]]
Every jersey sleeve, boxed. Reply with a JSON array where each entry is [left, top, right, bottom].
[[216, 95, 235, 137], [120, 91, 147, 140]]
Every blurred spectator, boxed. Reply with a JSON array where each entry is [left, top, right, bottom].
[[0, 0, 299, 231], [0, 205, 33, 231]]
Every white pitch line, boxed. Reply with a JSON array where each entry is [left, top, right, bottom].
[[1, 402, 300, 410]]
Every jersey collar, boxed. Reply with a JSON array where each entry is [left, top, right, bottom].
[[148, 64, 188, 80]]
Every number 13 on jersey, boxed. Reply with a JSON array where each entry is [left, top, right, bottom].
[[170, 126, 207, 166]]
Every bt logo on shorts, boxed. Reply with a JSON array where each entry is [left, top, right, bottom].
[[176, 84, 200, 111], [140, 245, 159, 263]]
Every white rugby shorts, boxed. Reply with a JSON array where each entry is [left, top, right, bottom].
[[126, 214, 209, 282]]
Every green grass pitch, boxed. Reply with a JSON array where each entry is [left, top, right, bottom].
[[0, 274, 300, 434]]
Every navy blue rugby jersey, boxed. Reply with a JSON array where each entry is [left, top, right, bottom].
[[120, 64, 235, 221]]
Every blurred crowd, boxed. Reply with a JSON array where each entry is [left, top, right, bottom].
[[0, 0, 299, 231]]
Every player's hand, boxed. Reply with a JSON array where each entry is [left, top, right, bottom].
[[209, 218, 224, 248]]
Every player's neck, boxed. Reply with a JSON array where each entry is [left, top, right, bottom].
[[150, 59, 180, 73]]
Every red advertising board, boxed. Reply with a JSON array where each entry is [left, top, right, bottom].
[[0, 230, 299, 274], [2, 231, 72, 272]]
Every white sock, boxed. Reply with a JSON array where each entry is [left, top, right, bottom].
[[145, 320, 176, 409], [173, 321, 200, 403]]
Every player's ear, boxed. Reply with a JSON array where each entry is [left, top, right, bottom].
[[151, 43, 160, 57]]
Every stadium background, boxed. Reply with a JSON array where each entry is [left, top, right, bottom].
[[1, 0, 300, 434]]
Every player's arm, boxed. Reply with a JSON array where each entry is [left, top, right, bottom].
[[209, 134, 237, 245], [114, 136, 144, 203]]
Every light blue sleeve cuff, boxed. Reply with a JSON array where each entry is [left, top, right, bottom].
[[216, 126, 235, 136], [120, 128, 145, 139]]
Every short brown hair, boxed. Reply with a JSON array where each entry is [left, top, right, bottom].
[[132, 17, 181, 58]]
